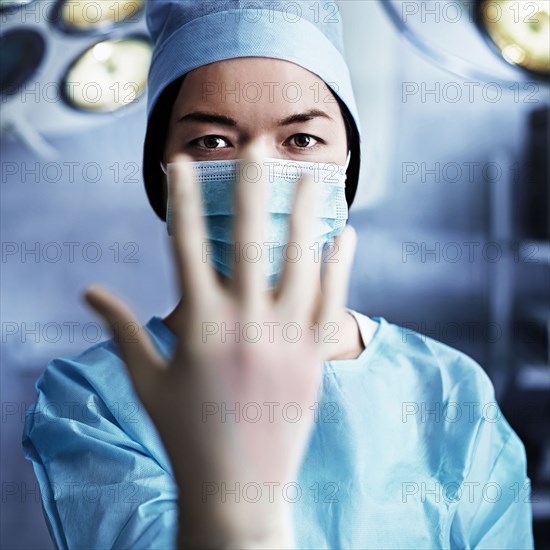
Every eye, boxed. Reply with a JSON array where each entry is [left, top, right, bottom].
[[287, 133, 322, 148], [193, 135, 231, 149]]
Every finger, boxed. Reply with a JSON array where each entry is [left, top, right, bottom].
[[316, 226, 357, 340], [168, 154, 218, 310], [233, 144, 268, 311], [276, 173, 318, 317], [83, 285, 165, 388]]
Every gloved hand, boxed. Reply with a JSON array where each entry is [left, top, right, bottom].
[[84, 143, 357, 549]]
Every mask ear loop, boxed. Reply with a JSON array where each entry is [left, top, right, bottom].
[[159, 161, 174, 236], [344, 150, 351, 170]]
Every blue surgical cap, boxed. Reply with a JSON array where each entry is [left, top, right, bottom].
[[142, 0, 362, 220]]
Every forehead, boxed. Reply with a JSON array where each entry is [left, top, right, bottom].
[[174, 57, 340, 115]]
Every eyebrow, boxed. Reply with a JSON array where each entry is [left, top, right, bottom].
[[177, 111, 237, 126], [177, 109, 333, 127], [278, 109, 333, 125]]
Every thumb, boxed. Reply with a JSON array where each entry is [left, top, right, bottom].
[[83, 285, 165, 386]]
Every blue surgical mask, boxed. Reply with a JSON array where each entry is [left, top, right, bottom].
[[161, 153, 351, 288]]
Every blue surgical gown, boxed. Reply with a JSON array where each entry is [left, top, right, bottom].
[[22, 311, 534, 549]]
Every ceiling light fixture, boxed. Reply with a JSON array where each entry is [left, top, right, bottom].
[[61, 35, 152, 113]]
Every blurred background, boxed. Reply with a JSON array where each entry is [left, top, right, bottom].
[[1, 0, 548, 547]]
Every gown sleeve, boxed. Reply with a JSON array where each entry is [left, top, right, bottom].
[[446, 356, 534, 550], [473, 432, 533, 549], [22, 345, 179, 550]]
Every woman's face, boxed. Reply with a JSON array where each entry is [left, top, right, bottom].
[[163, 57, 349, 165]]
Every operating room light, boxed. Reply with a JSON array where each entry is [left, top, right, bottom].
[[63, 36, 152, 113], [0, 29, 45, 96], [57, 0, 144, 33], [0, 0, 35, 11], [479, 0, 550, 75]]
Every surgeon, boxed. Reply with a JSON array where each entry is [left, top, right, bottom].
[[23, 1, 534, 549]]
